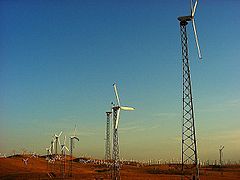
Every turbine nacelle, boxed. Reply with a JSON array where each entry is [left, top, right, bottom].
[[178, 0, 202, 60]]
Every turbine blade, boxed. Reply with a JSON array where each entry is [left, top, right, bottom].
[[64, 136, 66, 145], [113, 83, 121, 106], [65, 146, 69, 152], [120, 106, 135, 111], [115, 109, 121, 129], [192, 18, 202, 59], [58, 131, 62, 137], [190, 0, 193, 15], [191, 0, 198, 17], [58, 139, 61, 147], [74, 136, 80, 141]]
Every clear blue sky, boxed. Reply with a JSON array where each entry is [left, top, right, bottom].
[[1, 0, 240, 162]]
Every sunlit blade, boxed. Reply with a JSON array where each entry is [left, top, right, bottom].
[[58, 131, 62, 137], [61, 146, 64, 152], [58, 139, 61, 147], [113, 83, 121, 106], [120, 106, 135, 111], [192, 18, 202, 59], [64, 136, 66, 145], [190, 0, 193, 15], [65, 146, 69, 152], [115, 109, 121, 129], [191, 0, 198, 17]]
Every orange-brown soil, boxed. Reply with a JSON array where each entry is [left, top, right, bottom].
[[0, 155, 240, 179]]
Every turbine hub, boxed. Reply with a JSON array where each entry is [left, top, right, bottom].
[[178, 15, 192, 22]]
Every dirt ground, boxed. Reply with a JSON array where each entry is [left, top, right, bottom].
[[0, 155, 240, 179]]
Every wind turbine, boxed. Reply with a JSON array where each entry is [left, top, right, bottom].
[[69, 125, 79, 177], [61, 136, 69, 154], [112, 83, 135, 180], [22, 158, 29, 166], [219, 145, 224, 166], [177, 0, 202, 180], [54, 131, 62, 155], [61, 136, 69, 178]]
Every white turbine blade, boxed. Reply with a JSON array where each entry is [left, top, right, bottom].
[[65, 146, 69, 152], [115, 109, 121, 129], [58, 131, 62, 137], [58, 139, 61, 147], [192, 18, 202, 59], [61, 146, 64, 152], [191, 0, 198, 17], [120, 106, 135, 111], [64, 136, 66, 145], [113, 83, 121, 106], [190, 0, 193, 15]]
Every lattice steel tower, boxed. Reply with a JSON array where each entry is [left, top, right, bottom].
[[179, 18, 198, 179], [105, 111, 112, 160], [68, 125, 79, 177], [111, 83, 135, 180], [111, 107, 120, 180], [178, 0, 202, 179]]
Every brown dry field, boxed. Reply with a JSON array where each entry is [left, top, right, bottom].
[[0, 155, 240, 180]]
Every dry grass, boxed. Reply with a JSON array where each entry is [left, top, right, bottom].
[[0, 155, 240, 179]]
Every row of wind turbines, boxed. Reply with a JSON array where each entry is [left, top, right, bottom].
[[46, 128, 79, 157], [45, 128, 79, 177]]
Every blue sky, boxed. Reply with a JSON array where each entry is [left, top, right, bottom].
[[0, 0, 240, 162]]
